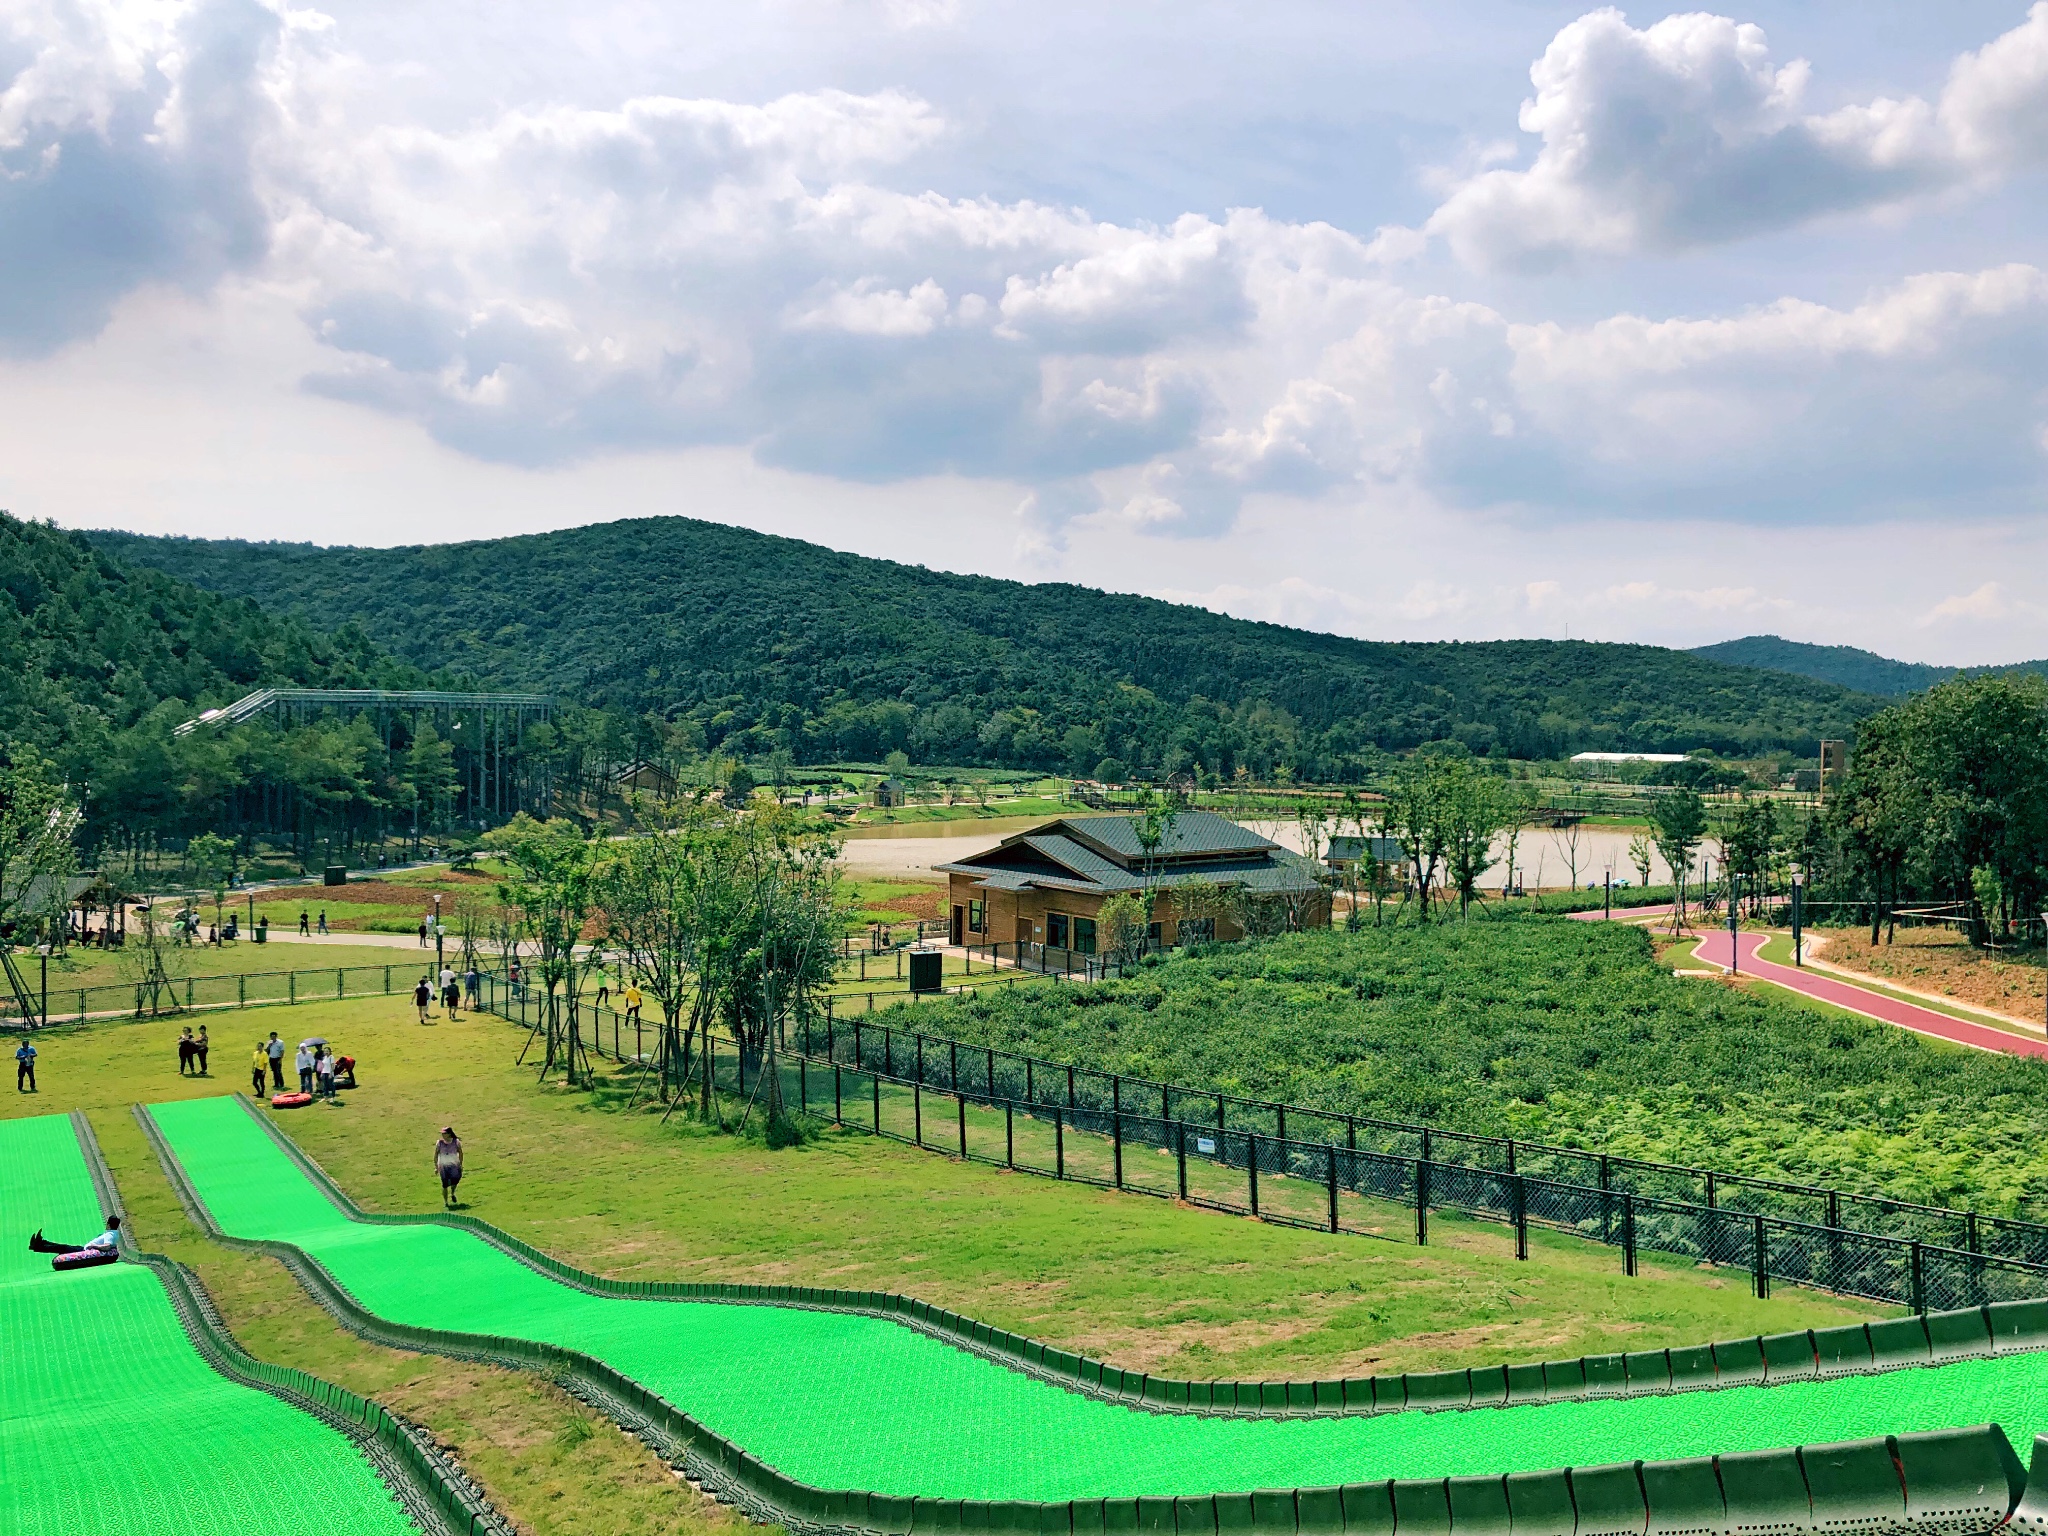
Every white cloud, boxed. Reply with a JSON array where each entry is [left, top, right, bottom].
[[1423, 4, 2048, 269]]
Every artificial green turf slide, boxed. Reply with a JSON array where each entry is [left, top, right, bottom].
[[0, 1113, 417, 1536], [152, 1093, 2048, 1501]]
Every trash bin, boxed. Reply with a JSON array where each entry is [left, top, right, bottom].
[[909, 951, 943, 994], [323, 865, 348, 886]]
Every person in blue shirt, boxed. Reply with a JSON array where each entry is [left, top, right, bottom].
[[15, 1039, 34, 1092]]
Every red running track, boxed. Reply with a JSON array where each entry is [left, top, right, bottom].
[[1690, 927, 2048, 1060]]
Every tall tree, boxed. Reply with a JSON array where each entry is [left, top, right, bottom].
[[485, 815, 602, 1085], [1652, 789, 1709, 930]]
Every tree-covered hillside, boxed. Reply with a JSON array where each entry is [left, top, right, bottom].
[[2, 514, 411, 771], [89, 518, 1876, 777], [1692, 634, 2048, 698]]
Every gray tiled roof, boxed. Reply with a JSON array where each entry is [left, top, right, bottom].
[[935, 827, 1323, 897], [1059, 809, 1276, 862]]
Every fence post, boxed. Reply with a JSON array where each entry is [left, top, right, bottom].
[[1056, 1110, 1065, 1179], [238, 975, 245, 1009], [1416, 1157, 1430, 1246], [1705, 1171, 1716, 1209], [336, 968, 343, 1000], [950, 1040, 958, 1090], [800, 1057, 808, 1112], [385, 965, 392, 994], [1113, 1112, 1123, 1189], [958, 1092, 967, 1158], [1177, 1123, 1188, 1200], [1248, 1135, 1260, 1215], [1006, 1101, 1014, 1168], [834, 1063, 843, 1124], [872, 1073, 880, 1133], [1277, 1103, 1286, 1142], [1910, 1241, 1926, 1314], [1505, 1138, 1516, 1175], [1327, 1146, 1339, 1233], [289, 973, 296, 1006], [1067, 1065, 1077, 1108], [1513, 1173, 1528, 1260], [1622, 1193, 1638, 1277], [1599, 1153, 1612, 1242], [914, 1082, 922, 1146], [1753, 1215, 1769, 1298]]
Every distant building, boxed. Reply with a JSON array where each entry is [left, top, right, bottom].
[[611, 760, 678, 800], [1325, 835, 1406, 872], [873, 777, 908, 808], [1569, 752, 1691, 765], [934, 810, 1329, 951]]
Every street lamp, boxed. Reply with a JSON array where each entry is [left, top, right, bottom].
[[1791, 867, 1804, 967], [1728, 873, 1741, 976], [1603, 867, 1611, 921], [432, 893, 444, 975]]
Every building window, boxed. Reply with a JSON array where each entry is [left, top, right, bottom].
[[1047, 912, 1070, 949], [967, 900, 985, 934], [1072, 916, 1097, 955]]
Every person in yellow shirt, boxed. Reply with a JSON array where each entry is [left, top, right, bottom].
[[250, 1043, 269, 1095], [622, 982, 643, 1026]]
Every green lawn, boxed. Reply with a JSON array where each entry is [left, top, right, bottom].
[[17, 938, 422, 995], [1, 974, 1895, 1531], [848, 795, 1071, 826]]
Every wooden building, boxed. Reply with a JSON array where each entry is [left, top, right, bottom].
[[935, 810, 1329, 951]]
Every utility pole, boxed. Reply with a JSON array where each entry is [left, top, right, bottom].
[[1792, 873, 1804, 967], [1603, 868, 1611, 922], [432, 893, 444, 976]]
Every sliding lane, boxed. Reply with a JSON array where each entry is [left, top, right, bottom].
[[0, 1113, 416, 1536], [148, 1093, 2048, 1502]]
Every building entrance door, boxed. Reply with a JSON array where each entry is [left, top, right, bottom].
[[951, 905, 964, 946], [1015, 918, 1034, 947]]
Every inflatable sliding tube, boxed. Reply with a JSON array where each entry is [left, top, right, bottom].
[[142, 1095, 2048, 1536], [0, 1111, 509, 1536]]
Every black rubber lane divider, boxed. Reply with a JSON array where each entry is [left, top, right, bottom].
[[133, 1098, 2048, 1536], [70, 1111, 513, 1536]]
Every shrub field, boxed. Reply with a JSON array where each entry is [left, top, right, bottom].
[[910, 919, 2048, 1217]]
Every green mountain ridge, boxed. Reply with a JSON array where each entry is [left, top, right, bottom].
[[1690, 634, 2048, 698], [83, 517, 1876, 775], [1, 514, 416, 773]]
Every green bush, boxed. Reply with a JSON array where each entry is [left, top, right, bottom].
[[909, 920, 2048, 1216]]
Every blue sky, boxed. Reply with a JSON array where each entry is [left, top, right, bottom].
[[4, 0, 2048, 661]]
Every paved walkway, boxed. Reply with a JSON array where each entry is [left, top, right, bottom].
[[1690, 927, 2048, 1059]]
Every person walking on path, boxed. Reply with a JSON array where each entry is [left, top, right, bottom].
[[250, 1042, 268, 1095], [434, 1128, 464, 1208], [15, 1039, 35, 1093], [177, 1028, 196, 1076], [593, 966, 610, 1012], [417, 920, 428, 948], [295, 1042, 314, 1093], [317, 910, 329, 935], [622, 982, 643, 1028], [266, 1032, 286, 1089], [299, 910, 310, 937], [194, 1026, 209, 1076], [464, 965, 481, 1009], [414, 977, 433, 1025]]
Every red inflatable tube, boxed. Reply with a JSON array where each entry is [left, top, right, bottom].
[[270, 1091, 314, 1109], [52, 1248, 119, 1272]]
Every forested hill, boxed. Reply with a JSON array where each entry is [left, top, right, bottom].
[[88, 517, 1876, 775], [1692, 634, 2048, 698], [2, 515, 414, 774]]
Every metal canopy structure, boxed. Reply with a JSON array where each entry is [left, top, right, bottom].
[[175, 688, 556, 823]]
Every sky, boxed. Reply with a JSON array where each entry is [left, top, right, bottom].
[[4, 2, 2048, 663]]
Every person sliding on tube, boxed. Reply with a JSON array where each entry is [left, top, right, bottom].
[[30, 1215, 120, 1254]]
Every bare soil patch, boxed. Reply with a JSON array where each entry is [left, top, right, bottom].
[[1817, 926, 2047, 1018]]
